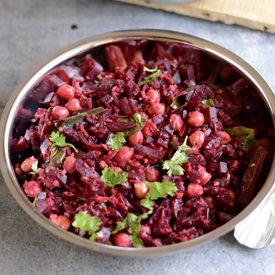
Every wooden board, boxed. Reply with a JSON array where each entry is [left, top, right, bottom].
[[116, 0, 275, 34]]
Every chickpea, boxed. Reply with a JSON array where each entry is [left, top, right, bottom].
[[189, 130, 205, 149], [216, 131, 231, 145], [116, 146, 134, 163], [49, 214, 71, 231], [65, 98, 82, 112], [52, 106, 69, 120], [204, 196, 215, 210], [187, 111, 204, 127], [134, 181, 149, 199], [147, 102, 165, 117], [197, 166, 212, 185], [145, 167, 160, 182], [99, 160, 108, 170], [56, 84, 75, 100], [169, 114, 183, 131], [23, 181, 42, 199], [186, 183, 204, 198], [63, 156, 77, 174], [146, 88, 160, 103], [113, 233, 132, 247], [21, 156, 37, 173], [128, 131, 144, 147]]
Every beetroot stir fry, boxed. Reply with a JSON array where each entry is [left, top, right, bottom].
[[12, 41, 272, 248]]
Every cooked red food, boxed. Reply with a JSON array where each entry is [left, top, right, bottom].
[[11, 40, 273, 247]]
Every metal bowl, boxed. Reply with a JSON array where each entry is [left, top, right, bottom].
[[1, 29, 275, 256]]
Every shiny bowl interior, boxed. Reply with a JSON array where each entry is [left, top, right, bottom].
[[1, 29, 275, 256]]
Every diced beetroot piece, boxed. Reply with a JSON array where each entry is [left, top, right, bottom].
[[139, 225, 153, 244], [143, 136, 155, 146], [97, 227, 111, 244], [75, 159, 100, 178], [153, 218, 172, 237], [107, 207, 124, 223], [207, 107, 219, 132], [153, 113, 164, 125], [155, 131, 170, 149], [79, 58, 95, 76], [104, 45, 127, 72], [147, 198, 170, 224], [78, 132, 105, 151], [119, 97, 134, 118], [217, 212, 235, 225], [203, 146, 223, 160], [172, 227, 202, 242], [79, 95, 92, 109], [63, 128, 80, 144], [179, 64, 195, 81], [134, 144, 166, 163], [171, 70, 181, 84], [186, 169, 201, 183], [85, 60, 103, 81], [218, 162, 228, 175], [216, 188, 236, 213], [186, 153, 206, 166], [127, 168, 145, 182], [62, 202, 75, 215], [160, 122, 174, 135], [171, 198, 183, 219], [155, 43, 175, 61], [129, 100, 139, 114], [35, 198, 53, 216], [116, 190, 135, 212], [82, 177, 106, 197], [202, 134, 221, 150], [100, 94, 113, 107], [218, 109, 232, 127], [106, 120, 136, 133]]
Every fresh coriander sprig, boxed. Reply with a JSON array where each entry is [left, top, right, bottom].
[[138, 66, 162, 86], [49, 131, 78, 152], [29, 160, 39, 175], [140, 180, 178, 210], [107, 132, 126, 150], [201, 98, 215, 107], [162, 136, 189, 176], [72, 211, 101, 236], [100, 167, 128, 187]]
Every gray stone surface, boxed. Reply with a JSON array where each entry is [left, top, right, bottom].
[[1, 0, 275, 274]]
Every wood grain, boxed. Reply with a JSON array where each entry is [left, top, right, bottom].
[[116, 0, 275, 33]]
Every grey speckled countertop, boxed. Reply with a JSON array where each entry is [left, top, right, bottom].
[[1, 1, 275, 274]]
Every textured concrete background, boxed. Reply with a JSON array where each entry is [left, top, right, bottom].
[[1, 0, 275, 274]]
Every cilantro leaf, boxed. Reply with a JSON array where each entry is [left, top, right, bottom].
[[162, 136, 189, 176], [100, 167, 128, 187], [72, 211, 101, 235], [89, 230, 104, 242], [33, 195, 38, 206], [49, 131, 78, 152], [112, 212, 152, 247], [138, 66, 162, 86], [140, 197, 155, 210], [224, 126, 255, 152], [29, 160, 39, 175], [107, 132, 126, 150], [140, 180, 178, 209], [202, 98, 215, 107]]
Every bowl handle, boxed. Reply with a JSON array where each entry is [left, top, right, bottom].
[[234, 187, 275, 249]]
